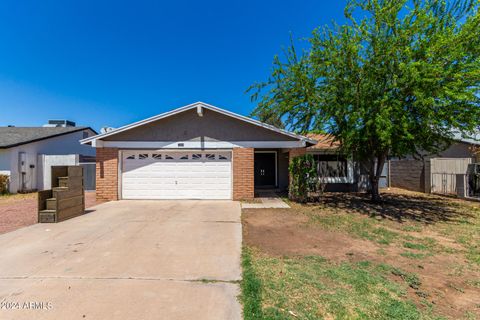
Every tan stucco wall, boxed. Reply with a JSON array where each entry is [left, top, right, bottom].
[[103, 109, 297, 142]]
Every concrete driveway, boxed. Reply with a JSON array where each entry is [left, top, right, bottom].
[[0, 200, 242, 320]]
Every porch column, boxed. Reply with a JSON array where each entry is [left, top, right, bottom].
[[96, 148, 119, 202]]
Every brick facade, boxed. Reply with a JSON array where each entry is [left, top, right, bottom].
[[232, 147, 254, 200], [96, 148, 119, 202], [94, 147, 276, 201]]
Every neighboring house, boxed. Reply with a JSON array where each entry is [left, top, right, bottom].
[[389, 138, 480, 193], [81, 102, 317, 201], [0, 121, 97, 193]]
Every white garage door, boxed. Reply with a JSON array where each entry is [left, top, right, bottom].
[[121, 151, 232, 200]]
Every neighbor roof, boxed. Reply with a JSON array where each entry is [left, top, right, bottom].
[[81, 101, 317, 145], [307, 132, 480, 150], [0, 127, 93, 149], [452, 132, 480, 145], [306, 133, 340, 150]]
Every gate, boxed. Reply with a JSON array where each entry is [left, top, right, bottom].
[[80, 163, 96, 191], [430, 158, 472, 195], [431, 173, 457, 195]]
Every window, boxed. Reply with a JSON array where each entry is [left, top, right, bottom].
[[218, 154, 228, 160], [165, 155, 174, 160], [192, 154, 202, 160], [126, 154, 135, 160], [313, 154, 348, 178], [82, 131, 89, 139], [205, 154, 215, 160], [180, 155, 189, 160], [138, 153, 148, 160], [152, 154, 162, 160]]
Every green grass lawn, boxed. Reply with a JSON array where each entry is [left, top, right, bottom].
[[242, 248, 439, 320], [241, 189, 480, 320]]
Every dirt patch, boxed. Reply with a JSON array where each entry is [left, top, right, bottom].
[[243, 207, 480, 319], [243, 209, 380, 261], [0, 192, 102, 234], [0, 193, 37, 235]]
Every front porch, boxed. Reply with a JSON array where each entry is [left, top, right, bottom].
[[253, 148, 294, 194]]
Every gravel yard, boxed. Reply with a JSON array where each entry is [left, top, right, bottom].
[[0, 191, 100, 234]]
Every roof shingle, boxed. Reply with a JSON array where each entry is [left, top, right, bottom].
[[0, 127, 89, 148]]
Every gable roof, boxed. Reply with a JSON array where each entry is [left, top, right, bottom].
[[0, 127, 95, 149], [81, 101, 317, 145]]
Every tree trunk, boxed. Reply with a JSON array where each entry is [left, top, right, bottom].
[[370, 176, 381, 202], [369, 154, 386, 202]]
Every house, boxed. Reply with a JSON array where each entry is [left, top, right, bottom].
[[81, 102, 317, 201], [388, 137, 480, 193], [0, 121, 97, 193]]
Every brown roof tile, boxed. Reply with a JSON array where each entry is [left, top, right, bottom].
[[306, 133, 340, 150]]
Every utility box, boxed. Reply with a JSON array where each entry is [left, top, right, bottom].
[[37, 166, 85, 223]]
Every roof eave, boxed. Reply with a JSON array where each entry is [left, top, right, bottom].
[[2, 127, 94, 149]]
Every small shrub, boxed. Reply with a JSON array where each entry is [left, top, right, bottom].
[[0, 174, 9, 194], [288, 154, 319, 202]]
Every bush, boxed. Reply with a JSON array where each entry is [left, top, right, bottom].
[[288, 154, 320, 202], [0, 174, 9, 194]]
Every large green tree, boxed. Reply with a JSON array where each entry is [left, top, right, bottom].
[[250, 0, 480, 201]]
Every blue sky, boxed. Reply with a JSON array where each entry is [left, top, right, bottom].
[[0, 0, 346, 131]]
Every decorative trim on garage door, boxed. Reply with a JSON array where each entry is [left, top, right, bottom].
[[120, 150, 232, 200]]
